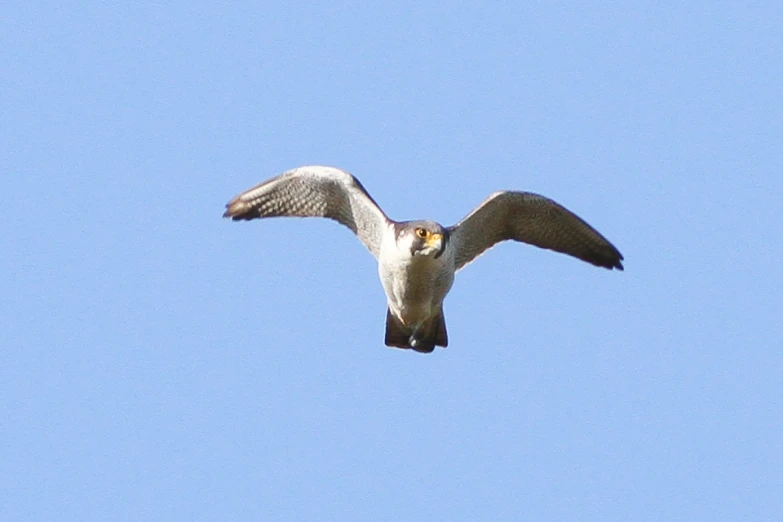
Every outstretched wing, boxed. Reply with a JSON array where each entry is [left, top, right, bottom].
[[224, 166, 390, 258], [449, 191, 624, 271]]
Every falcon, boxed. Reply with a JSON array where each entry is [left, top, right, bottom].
[[224, 166, 623, 353]]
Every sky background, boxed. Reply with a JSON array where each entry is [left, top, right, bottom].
[[2, 2, 782, 521]]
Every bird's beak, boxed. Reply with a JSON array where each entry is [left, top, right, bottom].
[[426, 233, 445, 258], [426, 233, 443, 247]]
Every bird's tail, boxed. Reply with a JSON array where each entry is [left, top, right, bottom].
[[384, 309, 448, 353]]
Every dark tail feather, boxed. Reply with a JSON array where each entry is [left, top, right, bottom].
[[385, 309, 411, 349], [384, 308, 448, 353], [414, 309, 448, 352]]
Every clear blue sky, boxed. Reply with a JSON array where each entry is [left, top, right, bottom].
[[2, 2, 782, 520]]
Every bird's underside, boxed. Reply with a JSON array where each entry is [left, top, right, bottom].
[[384, 308, 448, 353], [224, 165, 624, 353]]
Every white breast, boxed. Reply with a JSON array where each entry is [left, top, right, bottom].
[[377, 224, 455, 327]]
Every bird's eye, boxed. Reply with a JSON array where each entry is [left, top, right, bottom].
[[416, 228, 429, 239]]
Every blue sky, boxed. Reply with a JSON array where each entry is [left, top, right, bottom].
[[2, 2, 782, 520]]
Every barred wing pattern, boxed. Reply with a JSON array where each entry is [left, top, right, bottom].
[[224, 166, 390, 258], [449, 191, 624, 271]]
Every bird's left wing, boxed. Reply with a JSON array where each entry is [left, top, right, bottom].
[[224, 166, 390, 258], [448, 191, 624, 271]]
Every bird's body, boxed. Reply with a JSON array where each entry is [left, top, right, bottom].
[[378, 221, 455, 351], [224, 165, 623, 353]]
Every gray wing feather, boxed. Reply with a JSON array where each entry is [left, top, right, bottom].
[[449, 191, 624, 271], [224, 166, 390, 258]]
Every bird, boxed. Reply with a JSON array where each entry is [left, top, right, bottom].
[[224, 165, 623, 353]]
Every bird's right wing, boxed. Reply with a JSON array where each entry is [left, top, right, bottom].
[[449, 191, 624, 271], [224, 166, 390, 258]]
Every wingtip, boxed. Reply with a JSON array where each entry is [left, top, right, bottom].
[[595, 253, 623, 270], [223, 198, 252, 220]]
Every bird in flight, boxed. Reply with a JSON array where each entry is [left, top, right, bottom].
[[224, 166, 623, 353]]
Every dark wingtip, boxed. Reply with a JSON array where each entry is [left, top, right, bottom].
[[223, 198, 255, 221], [591, 250, 623, 270], [607, 251, 624, 271]]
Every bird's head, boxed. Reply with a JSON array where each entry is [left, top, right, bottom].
[[396, 220, 449, 259]]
